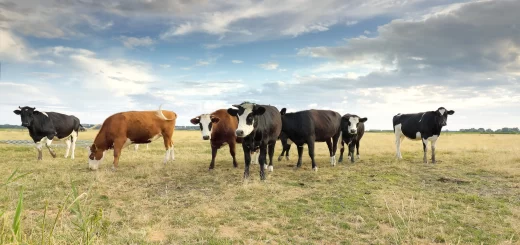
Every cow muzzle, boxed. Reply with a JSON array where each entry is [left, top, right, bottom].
[[236, 130, 244, 137], [350, 130, 357, 134], [203, 135, 210, 140]]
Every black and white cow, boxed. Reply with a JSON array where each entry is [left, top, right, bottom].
[[339, 114, 367, 163], [13, 106, 84, 160], [227, 102, 282, 180], [279, 108, 342, 171], [393, 107, 455, 163]]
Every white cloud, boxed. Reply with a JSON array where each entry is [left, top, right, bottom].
[[259, 62, 279, 70], [159, 64, 171, 68], [119, 36, 155, 49], [231, 60, 243, 64], [0, 30, 31, 62]]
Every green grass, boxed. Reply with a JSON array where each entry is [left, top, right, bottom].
[[0, 130, 519, 244]]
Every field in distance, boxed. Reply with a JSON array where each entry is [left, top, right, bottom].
[[0, 130, 519, 244]]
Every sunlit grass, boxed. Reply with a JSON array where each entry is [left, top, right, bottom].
[[0, 130, 519, 244]]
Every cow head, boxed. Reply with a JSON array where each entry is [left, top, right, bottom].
[[13, 106, 39, 127], [227, 102, 266, 137], [341, 115, 367, 135], [436, 107, 455, 126], [190, 114, 220, 140], [88, 144, 105, 170]]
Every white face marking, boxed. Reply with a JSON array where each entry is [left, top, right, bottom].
[[198, 114, 212, 140], [236, 103, 255, 137], [348, 117, 360, 134], [438, 108, 446, 115], [88, 150, 106, 170]]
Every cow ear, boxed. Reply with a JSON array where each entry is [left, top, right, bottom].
[[227, 108, 238, 116], [190, 117, 200, 125], [280, 108, 286, 115], [211, 116, 220, 123], [254, 106, 266, 116], [14, 110, 21, 115], [447, 110, 455, 115], [359, 117, 368, 123]]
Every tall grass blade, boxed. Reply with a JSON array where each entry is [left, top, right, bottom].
[[12, 187, 23, 242]]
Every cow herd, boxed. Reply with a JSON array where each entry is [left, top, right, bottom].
[[12, 103, 455, 180]]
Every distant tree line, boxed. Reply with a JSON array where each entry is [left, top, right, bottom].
[[458, 127, 519, 134]]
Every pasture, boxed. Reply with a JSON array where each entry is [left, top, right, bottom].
[[0, 130, 519, 244]]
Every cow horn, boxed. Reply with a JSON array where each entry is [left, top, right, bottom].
[[18, 106, 22, 109], [232, 104, 239, 108]]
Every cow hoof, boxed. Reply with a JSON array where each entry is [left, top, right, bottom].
[[208, 168, 214, 171], [312, 167, 318, 172], [111, 166, 117, 172], [268, 165, 273, 172], [357, 155, 361, 160], [277, 156, 283, 161], [286, 156, 290, 161]]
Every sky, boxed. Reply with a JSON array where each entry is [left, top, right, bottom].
[[1, 0, 519, 130]]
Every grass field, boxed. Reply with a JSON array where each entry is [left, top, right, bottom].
[[0, 130, 519, 244]]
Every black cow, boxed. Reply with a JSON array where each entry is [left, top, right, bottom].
[[13, 106, 84, 160], [279, 108, 342, 171], [227, 102, 282, 180], [338, 114, 367, 163], [277, 131, 293, 161], [393, 107, 455, 163]]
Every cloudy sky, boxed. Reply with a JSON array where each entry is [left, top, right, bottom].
[[1, 0, 519, 130]]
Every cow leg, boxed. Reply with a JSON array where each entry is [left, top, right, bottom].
[[229, 141, 238, 168], [395, 131, 403, 159], [258, 146, 267, 180], [163, 136, 174, 164], [242, 145, 252, 179], [349, 141, 356, 163], [356, 140, 361, 160], [422, 138, 428, 164], [70, 131, 78, 160], [170, 145, 175, 161], [285, 144, 291, 161], [331, 131, 341, 166], [431, 138, 437, 164], [64, 136, 71, 158], [45, 138, 57, 158], [338, 141, 344, 163], [295, 145, 304, 168], [267, 143, 275, 172], [278, 148, 286, 161], [326, 138, 335, 166], [134, 144, 139, 151], [35, 141, 43, 161], [112, 139, 125, 170], [308, 140, 318, 171], [209, 145, 218, 170]]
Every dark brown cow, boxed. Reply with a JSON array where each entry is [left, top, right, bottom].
[[88, 106, 177, 170], [191, 109, 261, 170]]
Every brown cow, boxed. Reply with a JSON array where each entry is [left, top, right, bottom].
[[190, 109, 261, 170], [88, 106, 177, 170]]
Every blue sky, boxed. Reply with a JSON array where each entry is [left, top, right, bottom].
[[1, 0, 519, 130]]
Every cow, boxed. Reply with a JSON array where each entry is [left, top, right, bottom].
[[190, 109, 243, 170], [88, 106, 177, 170], [393, 107, 455, 163], [278, 131, 293, 161], [227, 102, 282, 180], [279, 108, 342, 171], [13, 106, 84, 160], [338, 114, 367, 163]]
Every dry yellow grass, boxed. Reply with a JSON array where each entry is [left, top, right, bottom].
[[0, 129, 519, 244]]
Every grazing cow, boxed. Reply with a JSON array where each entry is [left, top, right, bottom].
[[227, 102, 282, 180], [279, 108, 342, 171], [88, 106, 177, 170], [278, 131, 293, 161], [190, 109, 243, 170], [13, 106, 84, 160], [338, 114, 367, 163], [393, 107, 455, 163]]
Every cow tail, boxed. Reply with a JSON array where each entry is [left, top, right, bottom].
[[156, 104, 174, 121], [79, 124, 86, 132]]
